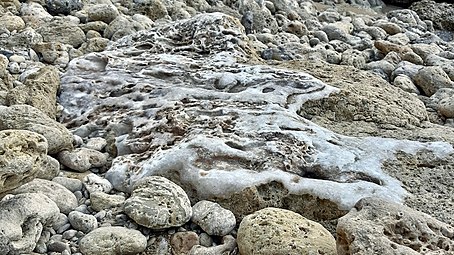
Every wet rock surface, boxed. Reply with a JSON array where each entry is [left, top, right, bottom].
[[1, 0, 454, 254]]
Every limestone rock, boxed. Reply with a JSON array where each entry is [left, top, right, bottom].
[[189, 235, 236, 255], [124, 176, 192, 229], [36, 19, 86, 48], [58, 148, 108, 172], [237, 207, 336, 255], [393, 74, 419, 94], [79, 226, 147, 255], [36, 155, 60, 180], [68, 211, 98, 233], [6, 65, 60, 118], [438, 97, 454, 119], [0, 129, 47, 195], [170, 231, 199, 255], [0, 193, 60, 255], [413, 66, 454, 96], [337, 197, 454, 255], [11, 178, 77, 214], [52, 176, 83, 193], [83, 173, 113, 194], [191, 200, 236, 236], [0, 105, 73, 154], [90, 192, 125, 212], [87, 4, 119, 24], [0, 12, 25, 32]]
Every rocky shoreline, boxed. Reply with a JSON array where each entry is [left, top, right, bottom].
[[1, 0, 454, 254]]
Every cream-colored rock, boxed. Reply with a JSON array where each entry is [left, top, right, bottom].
[[393, 74, 420, 94], [79, 226, 147, 255], [124, 176, 192, 229], [0, 105, 73, 154], [87, 4, 119, 24], [7, 65, 60, 118], [90, 192, 125, 212], [58, 148, 108, 172], [12, 178, 77, 214], [35, 155, 60, 180], [414, 66, 454, 96], [189, 235, 236, 255], [337, 197, 454, 255], [0, 130, 47, 194], [237, 208, 336, 255], [0, 12, 25, 31], [36, 19, 86, 48], [438, 97, 454, 118], [191, 200, 236, 236]]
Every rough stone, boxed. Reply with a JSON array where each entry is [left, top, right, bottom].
[[189, 235, 236, 255], [45, 0, 83, 15], [337, 197, 454, 255], [0, 12, 25, 32], [12, 178, 78, 214], [79, 227, 147, 255], [68, 211, 98, 233], [237, 207, 336, 255], [87, 4, 119, 24], [191, 200, 236, 236], [170, 231, 199, 255], [413, 66, 454, 96], [410, 0, 454, 31], [124, 176, 192, 229], [438, 97, 454, 118], [0, 129, 47, 195], [36, 155, 60, 180], [6, 65, 60, 118], [0, 193, 59, 255], [36, 19, 86, 48], [0, 105, 73, 154], [90, 192, 125, 212], [52, 176, 83, 193], [57, 148, 108, 172], [393, 74, 420, 94], [83, 173, 112, 194]]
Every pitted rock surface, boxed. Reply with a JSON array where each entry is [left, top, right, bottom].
[[191, 200, 236, 236], [0, 129, 48, 194], [0, 193, 60, 255], [337, 197, 454, 255], [124, 176, 192, 229], [237, 207, 336, 255], [58, 13, 454, 221], [0, 105, 73, 154]]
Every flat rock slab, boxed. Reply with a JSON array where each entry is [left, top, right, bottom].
[[59, 13, 454, 220]]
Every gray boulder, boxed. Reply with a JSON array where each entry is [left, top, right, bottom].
[[410, 0, 454, 31], [0, 193, 60, 255], [191, 200, 236, 236], [45, 0, 83, 15]]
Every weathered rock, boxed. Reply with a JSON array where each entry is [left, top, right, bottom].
[[45, 0, 83, 15], [410, 0, 454, 31], [6, 65, 60, 118], [393, 74, 420, 94], [0, 12, 25, 32], [36, 18, 86, 48], [79, 227, 147, 255], [52, 176, 83, 192], [189, 235, 236, 255], [191, 200, 236, 236], [337, 197, 454, 255], [36, 155, 60, 180], [0, 129, 47, 195], [438, 97, 454, 119], [170, 231, 199, 255], [68, 211, 98, 233], [237, 207, 336, 255], [124, 176, 192, 229], [79, 37, 109, 54], [12, 178, 77, 214], [0, 105, 73, 154], [413, 66, 454, 96], [0, 193, 60, 255], [83, 173, 113, 194], [90, 192, 125, 212], [87, 4, 119, 24], [58, 148, 108, 172]]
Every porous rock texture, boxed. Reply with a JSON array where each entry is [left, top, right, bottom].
[[237, 207, 337, 255], [337, 197, 454, 255], [0, 129, 48, 195]]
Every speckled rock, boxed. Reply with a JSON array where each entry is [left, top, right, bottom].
[[0, 193, 59, 255], [36, 19, 86, 48], [0, 129, 47, 194], [86, 4, 119, 24], [191, 200, 236, 236], [45, 0, 83, 15], [393, 74, 420, 94], [12, 178, 77, 214], [83, 173, 113, 194], [410, 0, 454, 31], [90, 192, 125, 212], [438, 97, 454, 118], [124, 176, 192, 229], [36, 155, 60, 180], [79, 227, 147, 255], [337, 197, 454, 255], [52, 176, 83, 193], [0, 12, 25, 32], [237, 207, 336, 255], [189, 235, 236, 255], [413, 66, 454, 96], [58, 148, 108, 172], [0, 105, 73, 154], [170, 231, 199, 255], [6, 65, 60, 118], [68, 211, 98, 233]]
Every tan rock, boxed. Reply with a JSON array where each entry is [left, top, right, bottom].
[[170, 231, 199, 255], [0, 130, 47, 195], [337, 197, 454, 255], [414, 66, 454, 96], [237, 207, 336, 255], [0, 12, 25, 31]]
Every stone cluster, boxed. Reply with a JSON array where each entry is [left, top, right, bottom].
[[1, 0, 454, 254]]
